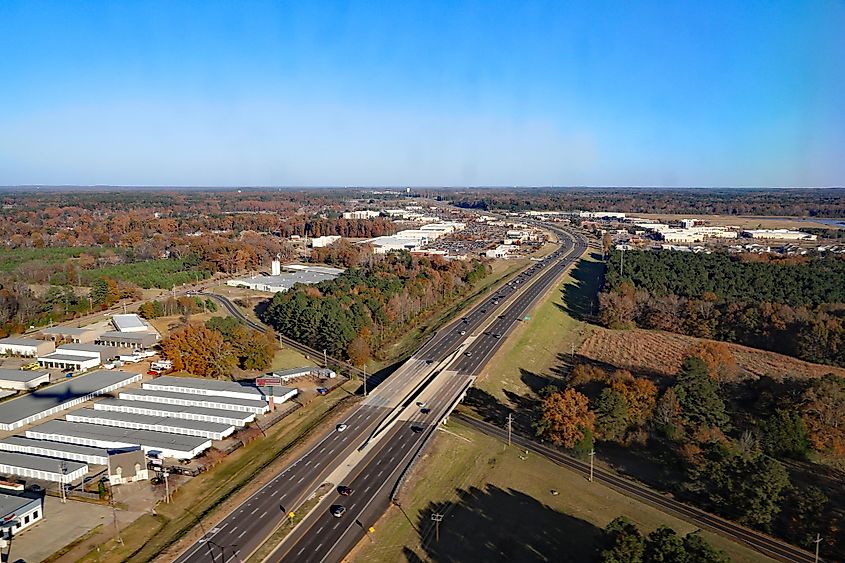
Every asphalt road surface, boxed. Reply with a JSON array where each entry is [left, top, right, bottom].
[[175, 225, 586, 563], [265, 228, 588, 563]]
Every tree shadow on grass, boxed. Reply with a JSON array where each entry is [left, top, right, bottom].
[[402, 485, 601, 563], [557, 256, 605, 322]]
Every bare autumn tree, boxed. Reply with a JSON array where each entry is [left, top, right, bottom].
[[347, 336, 371, 367]]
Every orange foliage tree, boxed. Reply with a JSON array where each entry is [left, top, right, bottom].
[[535, 388, 595, 448], [610, 376, 658, 426], [160, 324, 235, 378], [801, 375, 845, 457], [689, 341, 737, 385]]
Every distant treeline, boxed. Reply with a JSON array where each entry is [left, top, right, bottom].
[[448, 187, 845, 217], [599, 251, 845, 367]]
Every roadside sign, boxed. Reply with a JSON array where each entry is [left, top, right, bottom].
[[523, 316, 531, 321], [288, 511, 295, 519], [256, 377, 282, 387], [368, 527, 375, 533]]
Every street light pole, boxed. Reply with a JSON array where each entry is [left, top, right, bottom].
[[506, 413, 513, 447], [162, 469, 171, 503], [431, 513, 444, 542], [814, 533, 821, 563], [363, 365, 368, 397], [588, 449, 595, 482]]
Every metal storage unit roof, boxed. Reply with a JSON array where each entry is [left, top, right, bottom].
[[25, 420, 211, 460], [0, 369, 49, 383], [120, 388, 269, 414], [94, 398, 254, 426], [67, 408, 234, 440], [0, 492, 40, 520], [0, 436, 112, 465], [111, 314, 148, 332], [0, 370, 142, 430], [144, 376, 266, 399], [0, 450, 88, 483], [0, 337, 42, 346]]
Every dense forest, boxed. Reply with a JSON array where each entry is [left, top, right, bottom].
[[260, 251, 489, 362], [599, 251, 845, 367], [536, 349, 845, 555], [448, 187, 845, 217]]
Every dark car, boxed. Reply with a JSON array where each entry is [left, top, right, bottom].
[[411, 425, 424, 433], [338, 486, 354, 496], [421, 408, 431, 414], [330, 505, 347, 518]]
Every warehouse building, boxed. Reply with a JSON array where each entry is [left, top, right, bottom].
[[119, 388, 269, 414], [41, 326, 100, 344], [741, 229, 818, 241], [37, 343, 117, 371], [0, 370, 141, 431], [0, 451, 87, 484], [0, 338, 54, 358], [144, 375, 266, 402], [94, 398, 254, 427], [0, 436, 111, 465], [0, 492, 43, 539], [66, 408, 234, 440], [0, 369, 50, 391], [226, 262, 344, 293], [96, 331, 159, 350], [26, 420, 212, 460]]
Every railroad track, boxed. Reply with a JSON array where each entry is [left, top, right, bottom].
[[198, 292, 369, 381], [454, 413, 819, 563]]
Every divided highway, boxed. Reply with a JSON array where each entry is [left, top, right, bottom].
[[174, 226, 587, 563], [264, 227, 588, 562]]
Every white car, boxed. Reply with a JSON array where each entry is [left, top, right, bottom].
[[336, 423, 348, 432]]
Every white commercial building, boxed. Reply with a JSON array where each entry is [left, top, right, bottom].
[[485, 245, 514, 259], [742, 229, 817, 241], [309, 235, 341, 248], [0, 338, 54, 358], [0, 492, 43, 539], [342, 210, 381, 220], [38, 343, 116, 371], [0, 369, 50, 391], [226, 264, 344, 293]]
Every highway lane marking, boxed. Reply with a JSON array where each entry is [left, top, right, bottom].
[[250, 506, 260, 515], [297, 547, 307, 557], [238, 530, 247, 539], [260, 510, 268, 518], [333, 522, 340, 529], [298, 476, 305, 483]]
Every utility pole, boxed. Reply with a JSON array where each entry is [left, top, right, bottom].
[[506, 413, 513, 447], [59, 462, 67, 503], [108, 480, 123, 545], [588, 449, 595, 482], [363, 365, 368, 397], [813, 533, 821, 563], [323, 349, 328, 368], [163, 469, 171, 503], [431, 513, 444, 542], [619, 246, 625, 277]]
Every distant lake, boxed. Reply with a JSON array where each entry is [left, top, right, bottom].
[[803, 218, 845, 228]]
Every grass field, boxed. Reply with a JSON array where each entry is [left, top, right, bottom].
[[350, 420, 771, 563], [74, 380, 360, 563], [0, 246, 106, 273], [578, 327, 845, 382], [474, 249, 603, 406]]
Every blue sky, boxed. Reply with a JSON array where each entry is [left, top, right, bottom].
[[1, 0, 843, 187]]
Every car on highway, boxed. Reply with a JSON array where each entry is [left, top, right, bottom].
[[330, 505, 347, 518], [425, 359, 434, 364], [460, 330, 466, 335], [417, 401, 427, 407], [493, 334, 501, 339], [411, 425, 424, 433], [464, 351, 472, 357], [338, 486, 354, 496], [421, 408, 431, 414], [336, 423, 348, 432]]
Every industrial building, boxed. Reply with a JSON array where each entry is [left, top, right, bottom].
[[226, 261, 344, 293], [119, 388, 270, 415], [66, 408, 234, 440], [0, 451, 88, 484], [342, 210, 381, 219], [26, 420, 212, 460], [0, 436, 111, 465], [309, 235, 341, 248], [365, 222, 465, 254], [742, 229, 817, 241], [144, 375, 266, 402], [37, 343, 117, 371], [0, 370, 141, 431], [94, 398, 255, 427], [96, 314, 160, 350], [40, 326, 100, 344], [485, 245, 514, 259], [0, 369, 50, 391], [0, 337, 54, 358], [0, 492, 43, 539]]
